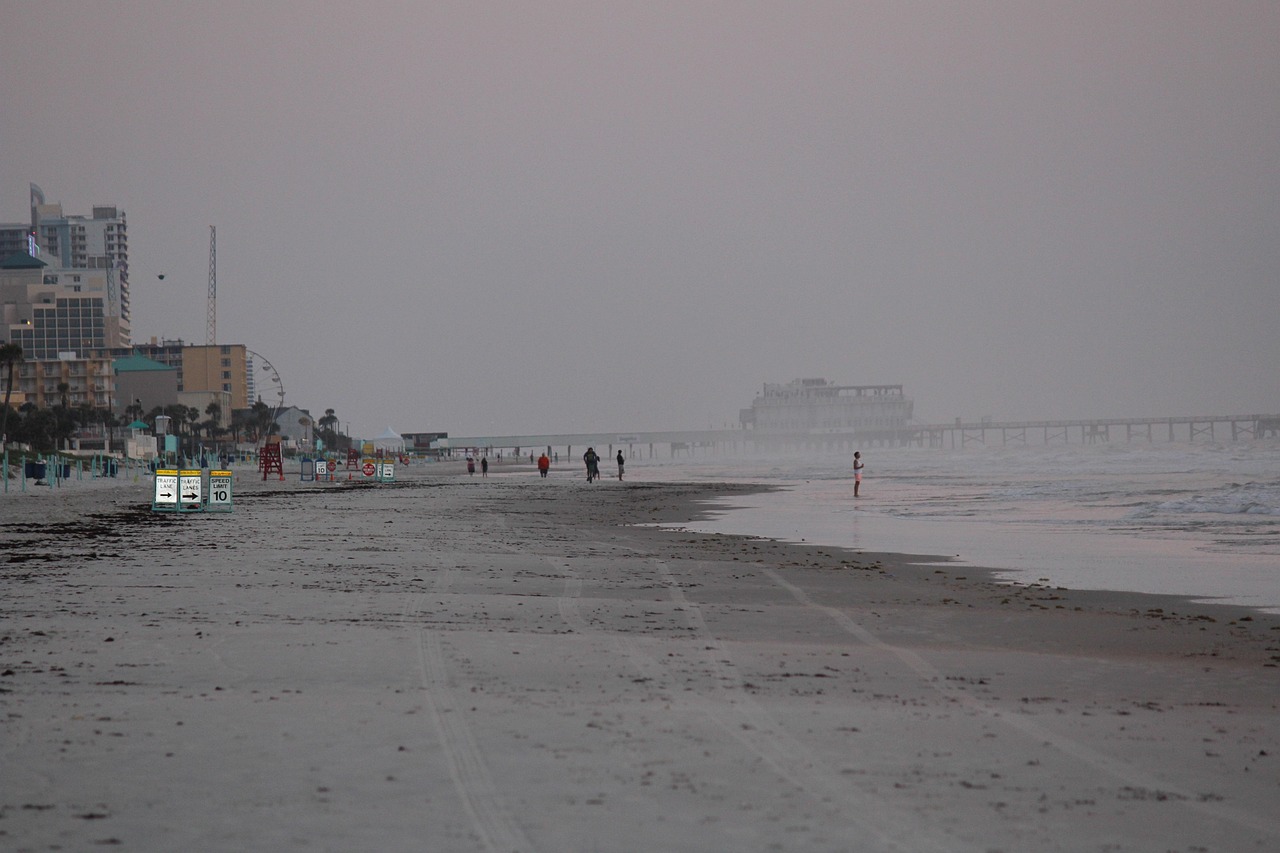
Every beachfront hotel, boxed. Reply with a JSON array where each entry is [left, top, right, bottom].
[[132, 339, 251, 412], [0, 184, 131, 347]]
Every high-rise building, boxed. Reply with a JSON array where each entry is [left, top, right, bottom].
[[0, 224, 36, 259], [0, 251, 130, 360], [0, 188, 40, 264], [29, 184, 130, 347]]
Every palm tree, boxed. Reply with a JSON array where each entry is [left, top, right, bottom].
[[53, 382, 75, 450], [101, 410, 120, 454], [230, 409, 251, 444], [250, 400, 275, 441], [203, 403, 225, 449], [189, 409, 204, 441], [19, 405, 57, 454], [0, 342, 23, 449], [318, 408, 339, 449]]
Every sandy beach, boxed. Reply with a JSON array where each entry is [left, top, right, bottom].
[[2, 464, 1278, 852]]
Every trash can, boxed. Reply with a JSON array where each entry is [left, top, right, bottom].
[[26, 461, 47, 481]]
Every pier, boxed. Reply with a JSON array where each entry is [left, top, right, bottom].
[[446, 413, 1280, 459]]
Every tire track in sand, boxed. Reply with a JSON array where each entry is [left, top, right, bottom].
[[759, 565, 1280, 842], [410, 565, 536, 853], [552, 553, 964, 853]]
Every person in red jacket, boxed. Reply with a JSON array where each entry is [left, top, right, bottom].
[[537, 453, 551, 478]]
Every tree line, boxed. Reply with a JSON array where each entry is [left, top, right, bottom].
[[0, 344, 348, 455]]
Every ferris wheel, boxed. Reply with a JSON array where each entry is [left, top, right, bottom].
[[246, 349, 285, 418]]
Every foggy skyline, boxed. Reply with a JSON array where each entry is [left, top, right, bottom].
[[3, 2, 1277, 439]]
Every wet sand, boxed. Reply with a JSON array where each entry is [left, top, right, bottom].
[[2, 465, 1278, 851]]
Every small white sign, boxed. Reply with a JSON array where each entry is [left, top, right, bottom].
[[316, 460, 328, 477], [180, 470, 202, 506], [208, 470, 233, 507], [154, 469, 179, 505], [380, 462, 395, 481]]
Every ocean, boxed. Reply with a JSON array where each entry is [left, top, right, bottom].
[[636, 441, 1280, 613]]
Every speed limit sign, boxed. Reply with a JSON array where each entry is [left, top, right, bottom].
[[207, 470, 233, 512]]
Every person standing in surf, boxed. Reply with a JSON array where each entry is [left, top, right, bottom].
[[853, 451, 864, 497]]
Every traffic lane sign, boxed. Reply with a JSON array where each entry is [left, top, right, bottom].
[[154, 470, 178, 505], [180, 470, 202, 506]]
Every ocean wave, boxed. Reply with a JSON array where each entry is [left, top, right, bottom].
[[1129, 482, 1280, 517]]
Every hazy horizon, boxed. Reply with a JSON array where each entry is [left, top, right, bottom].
[[3, 2, 1277, 439]]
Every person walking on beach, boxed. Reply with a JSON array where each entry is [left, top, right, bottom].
[[466, 457, 475, 476], [616, 450, 625, 481], [537, 453, 550, 478], [583, 447, 599, 482], [481, 456, 489, 477], [853, 451, 864, 497]]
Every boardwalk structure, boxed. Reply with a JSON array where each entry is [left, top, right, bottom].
[[887, 413, 1280, 449], [445, 413, 1280, 460]]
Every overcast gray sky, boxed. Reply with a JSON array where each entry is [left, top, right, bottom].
[[3, 1, 1277, 438]]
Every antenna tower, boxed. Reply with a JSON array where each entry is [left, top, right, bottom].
[[207, 225, 217, 346]]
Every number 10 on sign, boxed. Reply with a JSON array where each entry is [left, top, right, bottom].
[[207, 470, 234, 511]]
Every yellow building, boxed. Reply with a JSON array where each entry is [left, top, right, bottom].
[[133, 339, 250, 411]]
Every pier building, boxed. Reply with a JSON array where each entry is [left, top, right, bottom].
[[739, 379, 913, 434]]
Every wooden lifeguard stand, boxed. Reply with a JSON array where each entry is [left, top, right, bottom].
[[259, 436, 284, 480]]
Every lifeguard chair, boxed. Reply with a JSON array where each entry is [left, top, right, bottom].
[[259, 436, 284, 480]]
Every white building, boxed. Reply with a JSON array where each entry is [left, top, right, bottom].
[[272, 405, 314, 448], [32, 195, 130, 347], [740, 379, 914, 434], [0, 185, 131, 348]]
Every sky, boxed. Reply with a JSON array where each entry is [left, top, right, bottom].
[[2, 1, 1277, 439]]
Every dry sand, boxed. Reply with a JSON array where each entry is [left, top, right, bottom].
[[2, 464, 1278, 852]]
